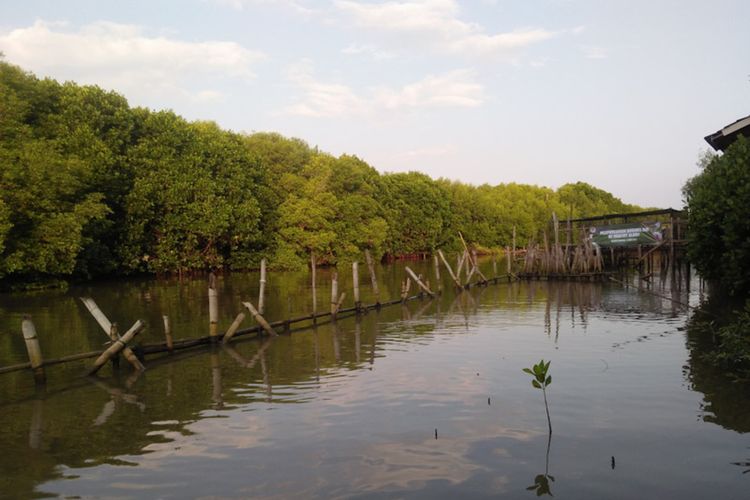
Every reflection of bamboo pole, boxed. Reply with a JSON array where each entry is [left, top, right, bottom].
[[258, 258, 267, 315], [209, 273, 218, 339], [29, 398, 43, 449], [88, 320, 145, 376], [243, 301, 278, 336], [22, 316, 45, 384], [211, 351, 223, 409], [364, 249, 380, 304]]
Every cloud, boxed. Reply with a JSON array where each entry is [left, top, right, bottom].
[[341, 43, 395, 60], [282, 59, 483, 117], [0, 20, 265, 103], [581, 45, 608, 59], [209, 0, 315, 15], [334, 0, 557, 57]]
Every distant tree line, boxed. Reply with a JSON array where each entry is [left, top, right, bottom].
[[0, 61, 642, 286]]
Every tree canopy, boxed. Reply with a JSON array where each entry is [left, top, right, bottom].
[[0, 61, 643, 285], [684, 137, 750, 295]]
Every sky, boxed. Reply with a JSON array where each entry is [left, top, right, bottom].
[[1, 0, 748, 208]]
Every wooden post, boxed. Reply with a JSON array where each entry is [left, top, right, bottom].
[[405, 266, 434, 296], [243, 301, 278, 336], [506, 246, 511, 276], [512, 226, 517, 257], [208, 272, 218, 339], [364, 249, 380, 304], [433, 254, 443, 294], [163, 315, 173, 353], [222, 312, 247, 344], [352, 261, 361, 310], [88, 320, 145, 376], [22, 316, 45, 384], [331, 271, 339, 317], [311, 251, 317, 323], [80, 297, 144, 371], [108, 323, 121, 370], [258, 258, 267, 315], [401, 278, 412, 302], [438, 250, 462, 288], [492, 252, 497, 277]]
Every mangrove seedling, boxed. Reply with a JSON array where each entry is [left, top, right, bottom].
[[523, 359, 552, 434]]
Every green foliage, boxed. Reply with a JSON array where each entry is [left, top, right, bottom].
[[684, 137, 750, 295], [523, 359, 552, 390], [699, 302, 750, 373], [0, 60, 642, 285]]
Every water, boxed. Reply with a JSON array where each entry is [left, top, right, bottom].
[[0, 261, 748, 499]]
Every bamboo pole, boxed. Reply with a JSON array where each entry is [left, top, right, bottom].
[[364, 249, 380, 304], [405, 266, 434, 296], [353, 261, 361, 310], [88, 320, 145, 376], [22, 316, 45, 384], [243, 301, 278, 336], [258, 258, 267, 315], [222, 312, 247, 344], [331, 271, 339, 317], [163, 315, 173, 352], [433, 255, 443, 294], [492, 252, 497, 277], [208, 272, 218, 339], [108, 323, 121, 370], [80, 297, 144, 371], [506, 246, 511, 275], [471, 249, 488, 283], [311, 251, 317, 323], [438, 250, 462, 288], [512, 226, 516, 256]]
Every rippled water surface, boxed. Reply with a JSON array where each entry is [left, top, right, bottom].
[[0, 261, 748, 499]]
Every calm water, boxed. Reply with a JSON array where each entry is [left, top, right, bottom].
[[0, 260, 748, 499]]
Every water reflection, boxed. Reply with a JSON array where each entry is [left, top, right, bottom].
[[0, 266, 746, 498]]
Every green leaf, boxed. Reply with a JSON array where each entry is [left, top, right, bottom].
[[546, 375, 552, 386], [532, 379, 541, 389], [522, 368, 534, 375]]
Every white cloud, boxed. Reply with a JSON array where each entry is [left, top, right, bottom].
[[581, 45, 608, 59], [282, 60, 483, 117], [210, 0, 315, 15], [334, 0, 558, 57], [0, 20, 265, 103], [341, 43, 395, 60]]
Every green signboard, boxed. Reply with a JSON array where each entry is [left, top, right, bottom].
[[590, 222, 663, 247]]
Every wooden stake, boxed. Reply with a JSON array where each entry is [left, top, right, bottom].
[[331, 271, 339, 317], [364, 249, 380, 304], [512, 226, 516, 256], [352, 261, 361, 310], [80, 297, 144, 371], [22, 316, 45, 384], [208, 272, 218, 339], [108, 323, 121, 370], [243, 301, 278, 336], [405, 266, 435, 296], [438, 250, 462, 288], [433, 254, 443, 294], [311, 251, 317, 322], [88, 320, 145, 376], [163, 315, 173, 352], [258, 258, 267, 315], [222, 312, 247, 344]]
